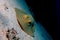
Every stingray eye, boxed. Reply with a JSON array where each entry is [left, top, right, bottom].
[[27, 20, 32, 25], [27, 20, 34, 27], [23, 15, 34, 27]]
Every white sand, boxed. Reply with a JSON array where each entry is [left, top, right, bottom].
[[0, 0, 34, 40]]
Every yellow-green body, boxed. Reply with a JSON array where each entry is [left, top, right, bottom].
[[15, 8, 35, 37]]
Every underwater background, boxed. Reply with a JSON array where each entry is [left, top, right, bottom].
[[8, 0, 58, 40]]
